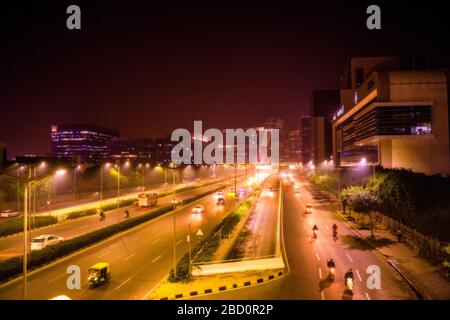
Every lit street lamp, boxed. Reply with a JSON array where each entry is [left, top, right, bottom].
[[1, 165, 66, 300]]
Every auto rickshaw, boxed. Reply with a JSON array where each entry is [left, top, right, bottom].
[[304, 204, 313, 214], [88, 262, 110, 288]]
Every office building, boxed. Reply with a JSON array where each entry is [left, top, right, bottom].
[[51, 124, 119, 163], [311, 90, 341, 164], [0, 142, 6, 170], [332, 62, 450, 175], [299, 116, 312, 164]]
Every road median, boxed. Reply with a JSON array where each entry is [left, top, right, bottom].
[[0, 185, 225, 284]]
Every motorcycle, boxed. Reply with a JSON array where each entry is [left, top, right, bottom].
[[333, 229, 338, 240], [313, 229, 318, 239], [345, 277, 354, 291], [328, 267, 335, 281], [124, 210, 130, 219]]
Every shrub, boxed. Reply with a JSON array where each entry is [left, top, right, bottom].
[[0, 185, 222, 282], [0, 216, 58, 238], [168, 197, 254, 282], [0, 205, 173, 281]]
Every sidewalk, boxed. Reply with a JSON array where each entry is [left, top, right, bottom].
[[302, 178, 450, 300], [341, 215, 450, 300]]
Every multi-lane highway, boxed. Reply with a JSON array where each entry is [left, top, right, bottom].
[[201, 175, 417, 300], [229, 177, 279, 259], [0, 179, 231, 261], [0, 180, 248, 300]]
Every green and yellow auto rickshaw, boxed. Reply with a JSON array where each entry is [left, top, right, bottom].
[[88, 262, 110, 288]]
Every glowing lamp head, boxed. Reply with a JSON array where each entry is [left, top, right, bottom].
[[55, 169, 67, 176]]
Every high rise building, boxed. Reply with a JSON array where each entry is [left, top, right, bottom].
[[0, 142, 6, 170], [51, 124, 119, 163], [109, 137, 154, 160], [311, 90, 341, 164], [332, 58, 450, 175], [283, 129, 301, 163], [299, 116, 312, 164]]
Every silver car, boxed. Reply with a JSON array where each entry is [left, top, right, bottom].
[[31, 235, 64, 251]]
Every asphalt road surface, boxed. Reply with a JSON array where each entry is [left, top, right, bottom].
[[201, 175, 417, 300], [0, 181, 248, 300], [0, 179, 232, 261], [230, 176, 279, 259]]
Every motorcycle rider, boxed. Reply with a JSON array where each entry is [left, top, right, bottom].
[[327, 258, 336, 269], [327, 258, 336, 280], [332, 223, 338, 238], [99, 211, 105, 220], [124, 209, 130, 219], [312, 225, 319, 238], [344, 268, 354, 288]]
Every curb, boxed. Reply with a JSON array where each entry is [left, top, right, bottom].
[[0, 187, 226, 290], [336, 210, 428, 300], [0, 181, 221, 240], [158, 270, 286, 300]]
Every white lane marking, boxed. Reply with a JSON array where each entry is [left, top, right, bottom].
[[98, 250, 111, 258], [48, 272, 66, 284], [78, 225, 90, 230], [325, 226, 330, 231], [356, 270, 362, 282], [319, 267, 322, 279], [152, 255, 162, 263], [308, 221, 313, 226], [176, 239, 183, 246], [315, 252, 321, 261], [152, 238, 160, 244], [124, 253, 136, 261], [321, 291, 325, 300], [346, 253, 354, 263], [365, 292, 371, 300], [115, 277, 132, 290]]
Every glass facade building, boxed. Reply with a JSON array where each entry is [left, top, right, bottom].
[[51, 124, 119, 163], [332, 70, 450, 174]]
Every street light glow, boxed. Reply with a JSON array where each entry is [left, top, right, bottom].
[[55, 169, 67, 176]]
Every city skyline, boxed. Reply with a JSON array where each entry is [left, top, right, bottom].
[[2, 2, 450, 157], [1, 1, 450, 305]]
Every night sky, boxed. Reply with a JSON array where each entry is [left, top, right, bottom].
[[1, 1, 450, 158]]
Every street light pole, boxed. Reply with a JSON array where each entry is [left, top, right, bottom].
[[17, 168, 20, 212], [234, 164, 237, 208], [337, 166, 342, 214], [100, 164, 104, 209], [172, 164, 177, 278], [188, 222, 192, 276], [117, 164, 120, 209], [23, 167, 30, 300], [74, 167, 76, 201]]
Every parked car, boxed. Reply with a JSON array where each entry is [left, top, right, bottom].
[[0, 210, 20, 218], [31, 235, 64, 251]]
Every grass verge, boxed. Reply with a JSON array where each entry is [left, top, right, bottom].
[[0, 186, 223, 283]]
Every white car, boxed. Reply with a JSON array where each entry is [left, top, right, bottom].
[[192, 205, 204, 214], [0, 210, 20, 218], [31, 235, 64, 251]]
